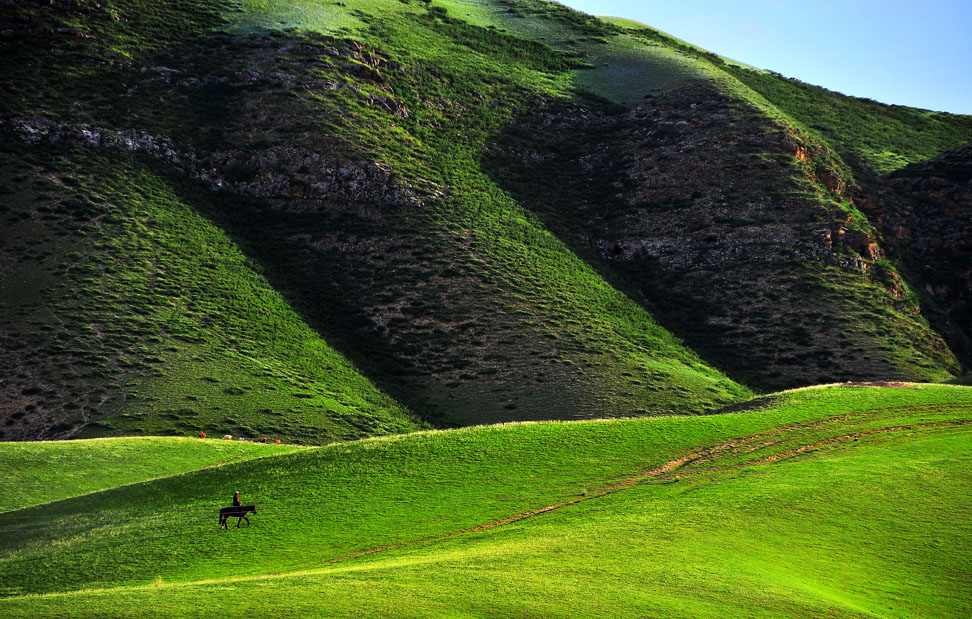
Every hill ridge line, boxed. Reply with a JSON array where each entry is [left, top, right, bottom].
[[8, 397, 964, 519], [0, 447, 305, 517], [249, 410, 972, 570], [7, 406, 969, 600]]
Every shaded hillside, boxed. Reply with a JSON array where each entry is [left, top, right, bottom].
[[1, 0, 970, 440], [487, 85, 957, 390], [0, 0, 749, 441], [0, 143, 422, 442], [882, 142, 972, 360]]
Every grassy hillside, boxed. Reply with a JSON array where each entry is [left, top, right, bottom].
[[3, 0, 971, 442], [0, 144, 422, 443], [0, 0, 753, 440], [722, 66, 972, 175], [0, 384, 969, 615], [597, 18, 972, 175], [0, 437, 300, 513]]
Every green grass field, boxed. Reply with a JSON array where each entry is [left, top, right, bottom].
[[1, 384, 970, 616], [0, 437, 300, 513]]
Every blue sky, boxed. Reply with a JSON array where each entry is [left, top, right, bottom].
[[558, 0, 972, 114]]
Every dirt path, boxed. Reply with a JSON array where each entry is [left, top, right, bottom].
[[320, 407, 972, 568]]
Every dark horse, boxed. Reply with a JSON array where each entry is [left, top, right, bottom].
[[219, 504, 257, 529]]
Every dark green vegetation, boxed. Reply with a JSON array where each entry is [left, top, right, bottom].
[[1, 385, 970, 616], [0, 144, 422, 442], [2, 0, 970, 440]]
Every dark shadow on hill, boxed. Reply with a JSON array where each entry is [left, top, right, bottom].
[[157, 163, 454, 429], [478, 86, 782, 391], [878, 146, 972, 371], [480, 83, 963, 391]]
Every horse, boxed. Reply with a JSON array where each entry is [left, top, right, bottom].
[[219, 504, 257, 529]]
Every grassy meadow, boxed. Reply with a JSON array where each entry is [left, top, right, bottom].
[[1, 384, 970, 616], [0, 437, 300, 513]]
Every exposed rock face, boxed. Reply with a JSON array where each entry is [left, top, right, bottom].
[[489, 84, 957, 388], [3, 115, 423, 208], [2, 25, 429, 213]]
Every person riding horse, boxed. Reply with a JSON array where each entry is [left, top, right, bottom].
[[218, 490, 256, 528]]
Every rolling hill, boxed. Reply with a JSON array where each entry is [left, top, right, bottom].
[[0, 384, 970, 616]]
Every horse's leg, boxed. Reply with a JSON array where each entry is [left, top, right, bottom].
[[244, 514, 250, 526], [237, 517, 242, 528]]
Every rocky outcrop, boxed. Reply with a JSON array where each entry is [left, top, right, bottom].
[[3, 115, 423, 208]]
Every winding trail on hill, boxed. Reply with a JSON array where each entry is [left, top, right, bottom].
[[319, 407, 972, 569], [2, 397, 969, 604]]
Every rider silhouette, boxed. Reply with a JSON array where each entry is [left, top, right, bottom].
[[232, 491, 241, 507]]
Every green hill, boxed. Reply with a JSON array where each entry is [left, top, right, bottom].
[[1, 0, 753, 441], [0, 384, 969, 616], [1, 0, 970, 440], [0, 145, 423, 443], [0, 436, 300, 512]]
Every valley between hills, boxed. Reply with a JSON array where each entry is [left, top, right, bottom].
[[1, 0, 970, 616]]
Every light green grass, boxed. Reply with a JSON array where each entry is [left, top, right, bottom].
[[35, 425, 964, 618], [233, 0, 416, 34], [437, 0, 714, 105], [0, 437, 300, 513], [0, 385, 969, 615]]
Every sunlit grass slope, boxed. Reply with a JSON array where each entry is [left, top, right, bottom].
[[0, 437, 299, 513], [434, 0, 716, 104], [1, 384, 969, 616]]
